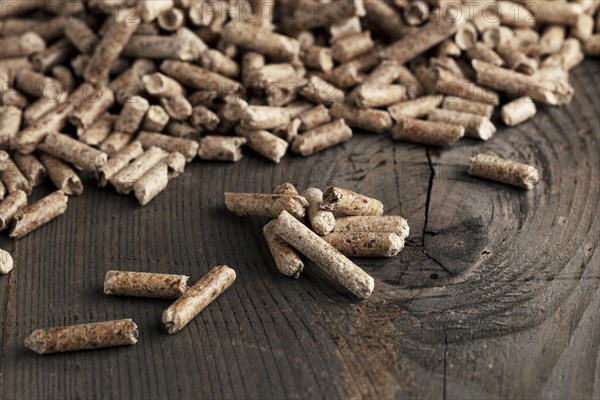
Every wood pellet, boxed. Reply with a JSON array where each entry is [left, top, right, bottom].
[[104, 270, 189, 299]]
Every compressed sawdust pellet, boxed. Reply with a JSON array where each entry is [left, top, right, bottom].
[[99, 140, 144, 187], [468, 154, 540, 189], [24, 319, 138, 355], [501, 97, 538, 127], [291, 119, 352, 156], [63, 19, 98, 54], [0, 105, 22, 148], [15, 69, 63, 99], [442, 97, 494, 118], [13, 153, 46, 187], [0, 190, 28, 231], [391, 118, 465, 147], [38, 132, 108, 172], [298, 105, 331, 131], [0, 248, 13, 274], [190, 106, 220, 131], [110, 146, 168, 195], [79, 113, 116, 147], [334, 216, 410, 241], [143, 72, 192, 120], [330, 103, 393, 134], [321, 186, 384, 217], [299, 75, 345, 106], [69, 85, 115, 130], [428, 109, 496, 141], [198, 136, 246, 162], [240, 106, 290, 130], [10, 190, 68, 239], [100, 131, 132, 156], [162, 265, 236, 334], [114, 96, 150, 134], [388, 95, 443, 121], [0, 32, 45, 58], [323, 231, 404, 257], [353, 84, 409, 109], [235, 127, 288, 164], [160, 60, 242, 99], [24, 92, 68, 127], [222, 22, 300, 61], [142, 105, 170, 132], [273, 183, 298, 196], [133, 162, 169, 206], [138, 131, 198, 162], [273, 210, 374, 299], [39, 152, 83, 196], [0, 151, 32, 195], [104, 270, 189, 299], [302, 188, 336, 236], [225, 192, 308, 219], [263, 220, 304, 278]]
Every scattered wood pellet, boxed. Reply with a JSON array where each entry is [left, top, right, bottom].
[[104, 270, 189, 299], [388, 95, 443, 120], [323, 232, 404, 257], [263, 221, 304, 278], [0, 248, 13, 274], [39, 152, 83, 196], [198, 136, 247, 162], [0, 190, 28, 231], [391, 118, 465, 147], [99, 141, 144, 187], [428, 109, 496, 141], [10, 190, 68, 239], [0, 151, 32, 195], [138, 131, 198, 162], [321, 187, 384, 217], [38, 132, 108, 172], [501, 97, 538, 127], [162, 265, 236, 334], [330, 103, 393, 134], [235, 126, 288, 164], [302, 188, 336, 236], [442, 97, 495, 118], [468, 154, 540, 190], [291, 119, 352, 156], [110, 146, 169, 195], [273, 210, 374, 299], [334, 216, 410, 241], [24, 319, 138, 355], [224, 192, 308, 219]]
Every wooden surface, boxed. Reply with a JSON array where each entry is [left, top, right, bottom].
[[1, 60, 599, 400]]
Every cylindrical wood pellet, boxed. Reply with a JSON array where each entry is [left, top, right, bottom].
[[10, 190, 68, 238], [222, 22, 300, 61], [240, 106, 290, 130], [388, 95, 443, 121], [142, 105, 170, 132], [0, 190, 27, 231], [323, 231, 404, 257], [468, 154, 540, 189], [114, 96, 150, 134], [299, 75, 345, 106], [14, 102, 74, 154], [302, 188, 336, 236], [138, 131, 198, 162], [0, 105, 22, 148], [100, 131, 132, 156], [99, 141, 144, 187], [331, 32, 374, 63], [162, 265, 236, 334], [0, 151, 32, 194], [69, 85, 115, 130], [235, 126, 288, 164], [501, 97, 537, 127], [442, 97, 494, 118], [0, 248, 12, 274], [298, 105, 331, 131], [133, 162, 169, 206], [0, 32, 45, 58], [353, 84, 409, 109], [263, 221, 304, 278], [13, 153, 46, 187], [301, 45, 334, 72], [330, 103, 393, 134], [334, 216, 410, 240], [273, 210, 375, 299], [24, 319, 138, 355], [110, 146, 168, 194], [428, 109, 496, 141], [321, 186, 384, 216], [39, 152, 84, 196], [80, 113, 116, 147], [198, 136, 247, 162], [291, 119, 353, 156], [391, 117, 464, 147], [38, 132, 108, 172], [64, 19, 99, 54], [273, 183, 298, 196], [225, 192, 308, 219], [104, 270, 189, 299], [160, 60, 242, 99]]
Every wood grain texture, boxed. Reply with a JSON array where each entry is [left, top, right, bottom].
[[0, 60, 598, 399]]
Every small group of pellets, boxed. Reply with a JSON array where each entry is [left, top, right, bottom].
[[24, 265, 236, 354], [226, 183, 410, 299]]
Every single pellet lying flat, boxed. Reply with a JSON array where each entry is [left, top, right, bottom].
[[162, 265, 236, 334], [321, 186, 384, 216], [225, 192, 308, 219], [272, 210, 374, 299], [263, 221, 304, 278], [323, 232, 404, 257], [24, 319, 138, 355], [302, 188, 336, 236], [334, 216, 410, 240], [468, 154, 540, 189], [10, 190, 68, 239], [104, 271, 189, 299]]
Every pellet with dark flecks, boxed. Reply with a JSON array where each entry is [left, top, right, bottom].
[[0, 248, 13, 274], [297, 105, 331, 131], [299, 75, 345, 106], [235, 126, 288, 164], [391, 117, 465, 147], [110, 58, 156, 104], [224, 192, 308, 219], [142, 72, 192, 120], [100, 131, 132, 156], [263, 220, 304, 278], [321, 186, 384, 216], [428, 109, 496, 141], [222, 22, 300, 61], [291, 118, 352, 156], [38, 132, 108, 172], [160, 60, 242, 99], [39, 152, 83, 196], [353, 84, 409, 109], [323, 231, 404, 257], [64, 18, 99, 54], [442, 97, 494, 118], [273, 210, 374, 299], [104, 270, 189, 299], [24, 319, 138, 355], [24, 92, 69, 128], [0, 190, 27, 231], [14, 101, 74, 154], [190, 105, 220, 131], [334, 216, 410, 241], [0, 105, 22, 148], [198, 136, 247, 162], [240, 105, 290, 130], [388, 95, 443, 121], [13, 153, 46, 187], [301, 45, 334, 72], [15, 69, 63, 99], [110, 146, 168, 195], [114, 96, 150, 134], [0, 151, 32, 195], [330, 103, 393, 134], [10, 190, 68, 238], [331, 31, 374, 63], [138, 131, 198, 162], [99, 140, 144, 187], [79, 113, 116, 147], [273, 183, 299, 196], [162, 265, 236, 334], [302, 188, 335, 236], [142, 105, 170, 132], [0, 32, 45, 58], [501, 97, 537, 127], [133, 152, 186, 206], [468, 154, 540, 190], [69, 85, 115, 130]]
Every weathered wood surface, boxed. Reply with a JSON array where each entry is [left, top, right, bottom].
[[0, 60, 598, 399]]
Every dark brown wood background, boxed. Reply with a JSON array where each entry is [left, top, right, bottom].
[[1, 60, 599, 400]]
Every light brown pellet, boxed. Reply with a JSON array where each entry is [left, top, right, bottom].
[[110, 146, 169, 194], [468, 154, 540, 189], [331, 31, 374, 63], [51, 66, 75, 93], [299, 75, 345, 106], [162, 265, 236, 334], [104, 270, 189, 298], [363, 0, 412, 40], [283, 0, 365, 33], [142, 105, 170, 132], [190, 106, 220, 131], [22, 91, 68, 127], [110, 58, 156, 104], [0, 151, 32, 194], [138, 131, 198, 162], [540, 25, 566, 55], [39, 152, 83, 196], [99, 140, 144, 187], [100, 132, 132, 156], [113, 96, 150, 134], [437, 39, 461, 57], [143, 72, 192, 120], [466, 42, 505, 67], [273, 210, 374, 299], [200, 49, 240, 79], [222, 22, 300, 61], [10, 190, 68, 238], [0, 190, 27, 231], [496, 1, 535, 28], [301, 45, 334, 72], [423, 66, 500, 105], [0, 248, 13, 274], [69, 85, 115, 130], [428, 109, 496, 141], [302, 188, 336, 236], [158, 7, 185, 31], [298, 105, 331, 131], [514, 0, 583, 26], [24, 319, 138, 355], [198, 136, 247, 162], [79, 113, 116, 147], [388, 95, 443, 121], [84, 8, 141, 83], [543, 38, 585, 72], [224, 192, 308, 219], [15, 69, 63, 99], [160, 60, 242, 98], [13, 153, 46, 187], [442, 97, 494, 118], [133, 152, 185, 206], [391, 118, 465, 147], [321, 186, 384, 217], [14, 102, 74, 154], [584, 35, 600, 56], [240, 105, 290, 130], [30, 39, 75, 73], [0, 32, 45, 58], [354, 84, 409, 109], [166, 120, 198, 138], [38, 132, 108, 172], [291, 119, 353, 156], [334, 215, 410, 240], [64, 19, 99, 54], [0, 105, 22, 148], [122, 31, 198, 61], [273, 183, 298, 196], [247, 63, 297, 88], [497, 44, 538, 75], [501, 97, 537, 127], [263, 220, 304, 278], [235, 126, 288, 164], [323, 231, 404, 257], [330, 103, 393, 134]]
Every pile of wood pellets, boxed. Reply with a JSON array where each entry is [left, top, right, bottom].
[[226, 184, 409, 298], [0, 0, 599, 352]]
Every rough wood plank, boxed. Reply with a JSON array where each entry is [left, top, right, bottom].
[[0, 60, 598, 399]]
